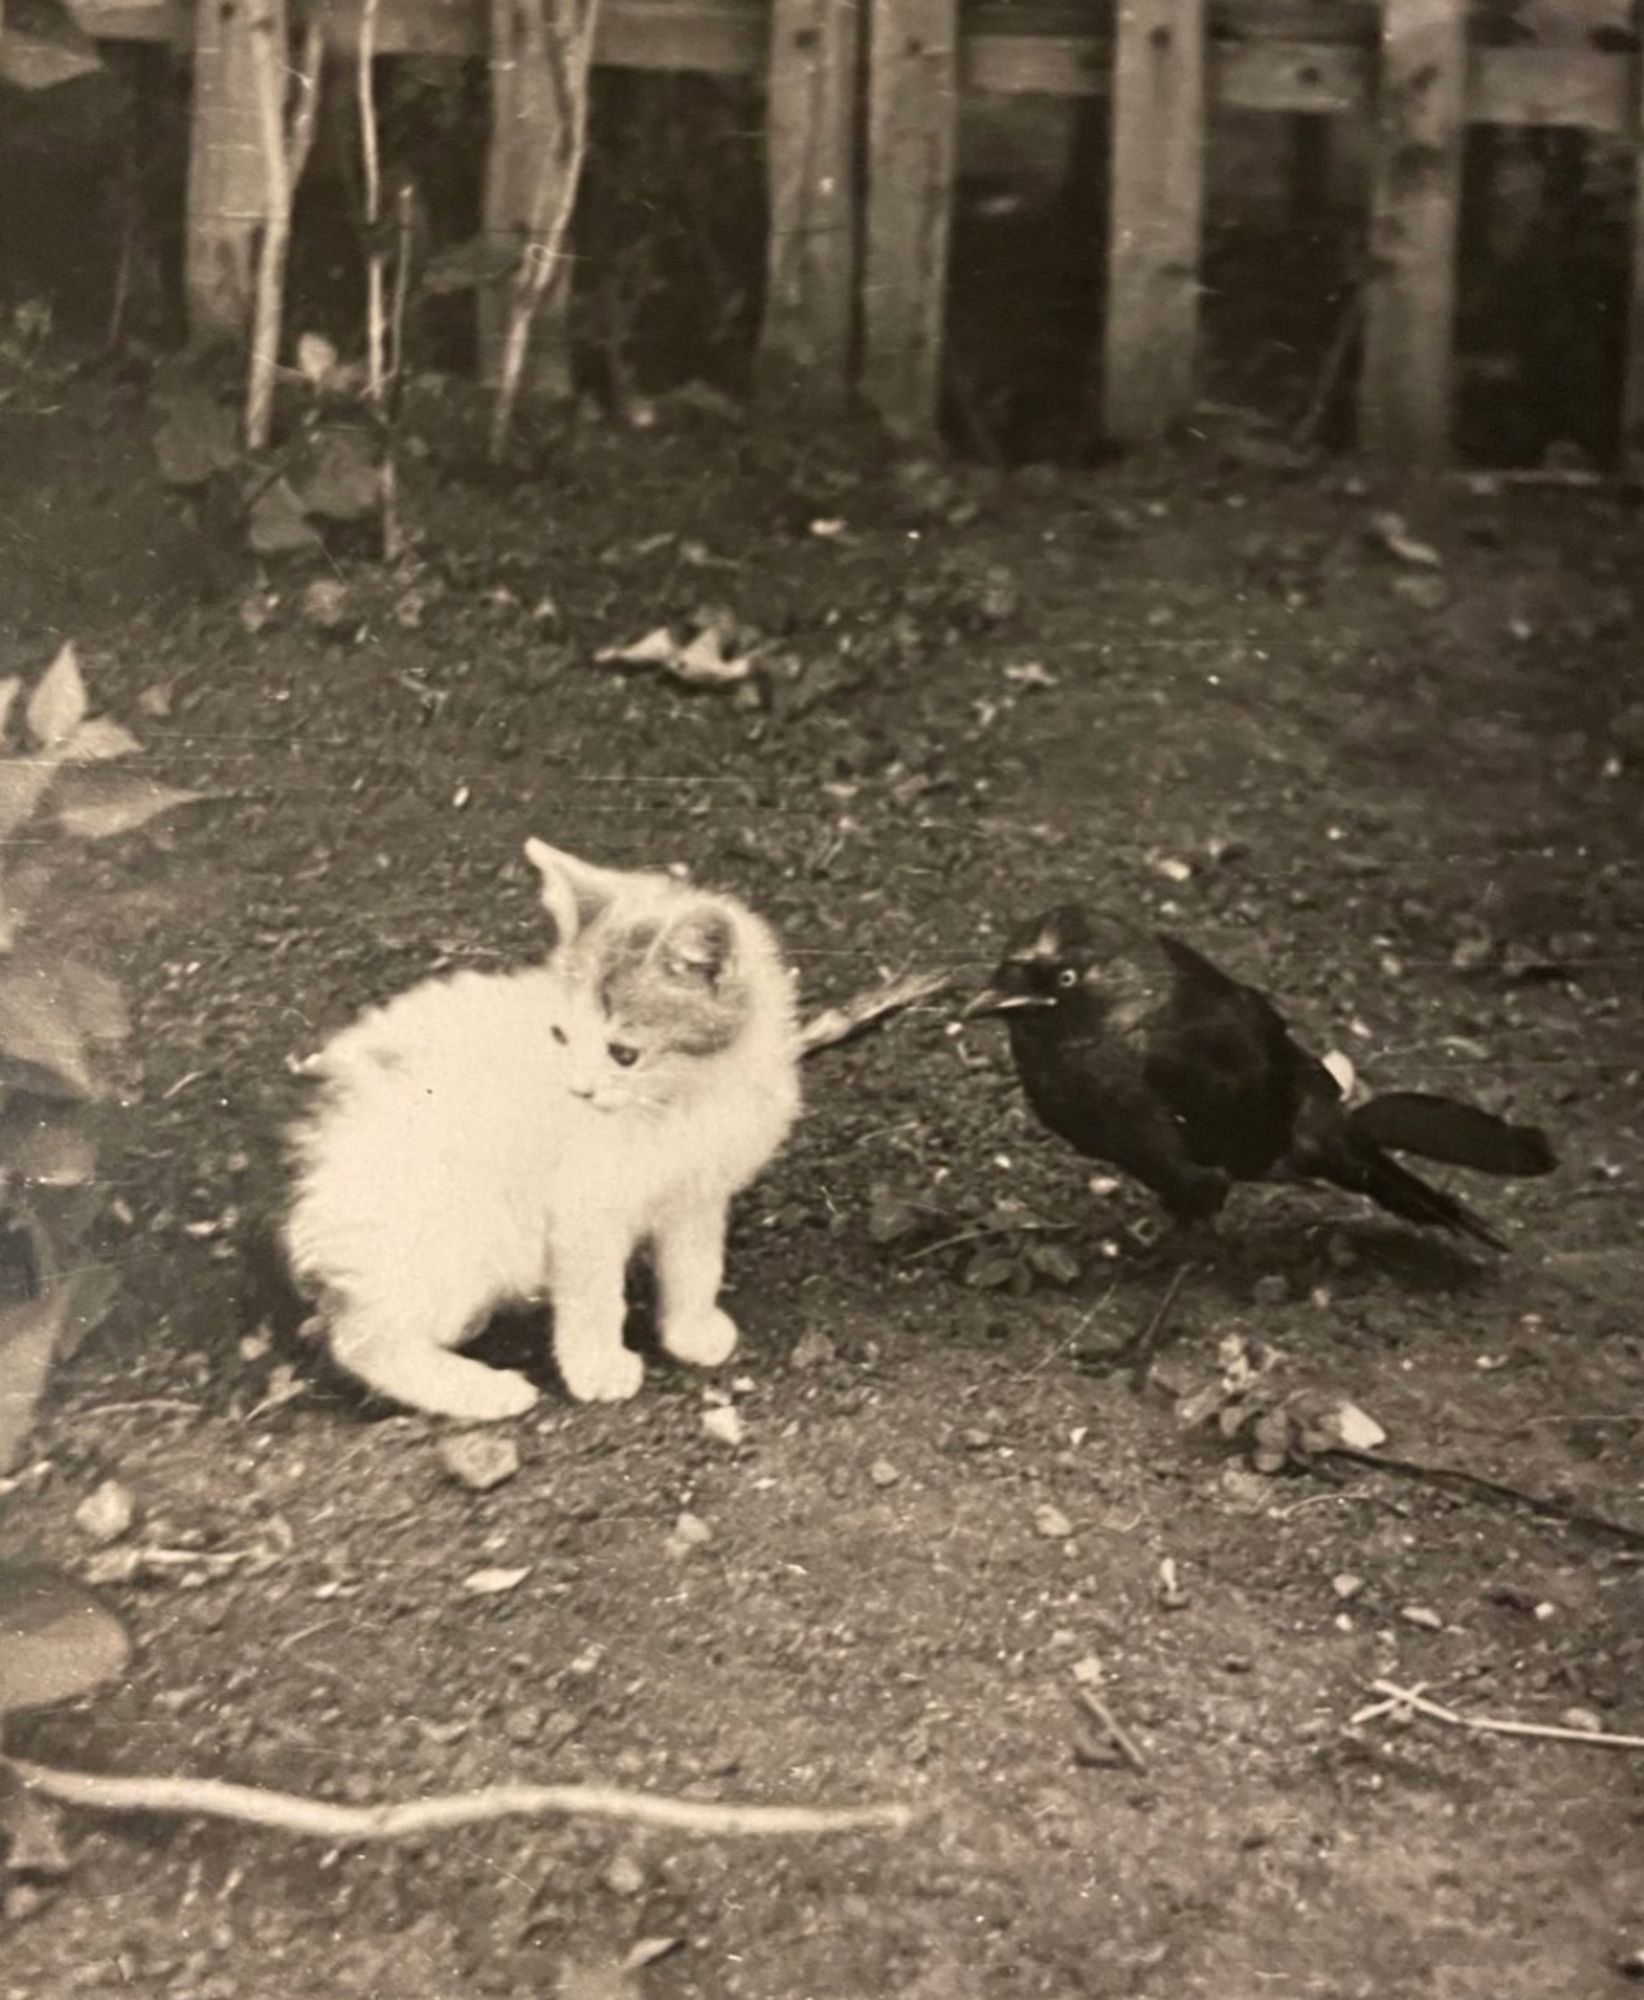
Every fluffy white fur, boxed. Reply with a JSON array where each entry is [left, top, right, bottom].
[[282, 840, 801, 1421]]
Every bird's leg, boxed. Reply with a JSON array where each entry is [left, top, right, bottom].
[[1120, 1216, 1216, 1391], [1076, 1217, 1214, 1389]]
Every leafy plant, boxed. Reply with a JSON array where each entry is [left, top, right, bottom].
[[866, 1184, 1083, 1296], [0, 643, 204, 1749]]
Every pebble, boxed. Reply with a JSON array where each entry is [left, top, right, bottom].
[[869, 1458, 901, 1488], [74, 1480, 138, 1546], [438, 1433, 520, 1493], [790, 1329, 836, 1370], [667, 1511, 714, 1557], [1033, 1504, 1074, 1540], [502, 1704, 543, 1744], [1560, 1707, 1604, 1735], [604, 1853, 646, 1898], [1400, 1605, 1443, 1630], [701, 1406, 744, 1448], [1332, 1573, 1366, 1602]]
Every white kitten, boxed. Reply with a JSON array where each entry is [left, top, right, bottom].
[[282, 839, 802, 1421]]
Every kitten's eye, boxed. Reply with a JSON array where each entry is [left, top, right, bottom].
[[1056, 967, 1079, 989], [608, 1041, 639, 1068], [551, 1025, 567, 1045]]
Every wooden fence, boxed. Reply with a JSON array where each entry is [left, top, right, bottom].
[[59, 0, 1644, 467]]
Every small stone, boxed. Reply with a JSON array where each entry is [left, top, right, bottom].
[[1560, 1707, 1603, 1734], [789, 1329, 836, 1371], [1332, 1572, 1366, 1602], [1071, 1654, 1103, 1687], [869, 1458, 901, 1488], [666, 1511, 714, 1557], [541, 1708, 581, 1749], [1157, 1557, 1188, 1609], [3, 1882, 48, 1922], [502, 1705, 543, 1744], [1331, 1402, 1387, 1452], [605, 1853, 646, 1898], [1400, 1604, 1443, 1630], [701, 1405, 744, 1448], [438, 1432, 520, 1493], [74, 1480, 137, 1547], [1617, 1945, 1644, 1979], [82, 1546, 143, 1587], [958, 1427, 992, 1451], [1033, 1504, 1074, 1540]]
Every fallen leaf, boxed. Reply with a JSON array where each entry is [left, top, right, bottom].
[[461, 1565, 531, 1596], [25, 644, 87, 751], [0, 1563, 131, 1715]]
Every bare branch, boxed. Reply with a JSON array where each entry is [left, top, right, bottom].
[[798, 968, 952, 1059], [10, 1757, 919, 1841]]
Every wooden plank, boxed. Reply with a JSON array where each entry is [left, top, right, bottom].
[[72, 0, 767, 65], [1216, 38, 1369, 115], [1472, 46, 1628, 131], [478, 0, 577, 396], [1359, 0, 1467, 469], [859, 0, 958, 435], [756, 0, 863, 406], [1102, 0, 1206, 443], [182, 0, 266, 341]]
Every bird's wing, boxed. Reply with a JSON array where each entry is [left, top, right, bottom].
[[1144, 932, 1339, 1178]]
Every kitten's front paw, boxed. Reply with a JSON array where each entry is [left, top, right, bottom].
[[557, 1341, 645, 1404], [662, 1307, 739, 1370], [426, 1366, 539, 1423]]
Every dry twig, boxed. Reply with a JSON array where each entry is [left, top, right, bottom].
[[1071, 1687, 1148, 1773], [798, 968, 953, 1059], [1318, 1442, 1644, 1551], [9, 1758, 917, 1841], [1354, 1681, 1644, 1753]]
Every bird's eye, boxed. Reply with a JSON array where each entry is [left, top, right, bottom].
[[551, 1025, 568, 1045], [1056, 967, 1079, 989], [608, 1042, 639, 1068]]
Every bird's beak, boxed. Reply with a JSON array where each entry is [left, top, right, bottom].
[[961, 985, 1053, 1020]]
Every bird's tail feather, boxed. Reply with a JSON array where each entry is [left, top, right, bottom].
[[1349, 1092, 1556, 1178], [1328, 1137, 1509, 1251]]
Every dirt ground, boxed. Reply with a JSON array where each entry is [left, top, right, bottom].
[[1, 372, 1642, 2000]]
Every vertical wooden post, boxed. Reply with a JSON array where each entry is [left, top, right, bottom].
[[1621, 45, 1644, 471], [184, 0, 267, 343], [1102, 0, 1205, 444], [756, 0, 863, 409], [481, 0, 574, 397], [859, 0, 956, 437], [1359, 0, 1467, 470]]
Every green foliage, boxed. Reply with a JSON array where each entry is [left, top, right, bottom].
[[0, 642, 200, 1726]]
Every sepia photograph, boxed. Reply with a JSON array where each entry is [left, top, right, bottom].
[[0, 0, 1640, 1993]]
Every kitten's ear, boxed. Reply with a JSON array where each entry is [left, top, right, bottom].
[[524, 839, 622, 946], [661, 907, 736, 989]]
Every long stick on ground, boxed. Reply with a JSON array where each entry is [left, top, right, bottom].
[[799, 968, 953, 1058], [1354, 1681, 1644, 1753], [8, 1758, 917, 1841]]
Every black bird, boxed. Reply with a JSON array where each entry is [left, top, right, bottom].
[[963, 906, 1556, 1252]]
